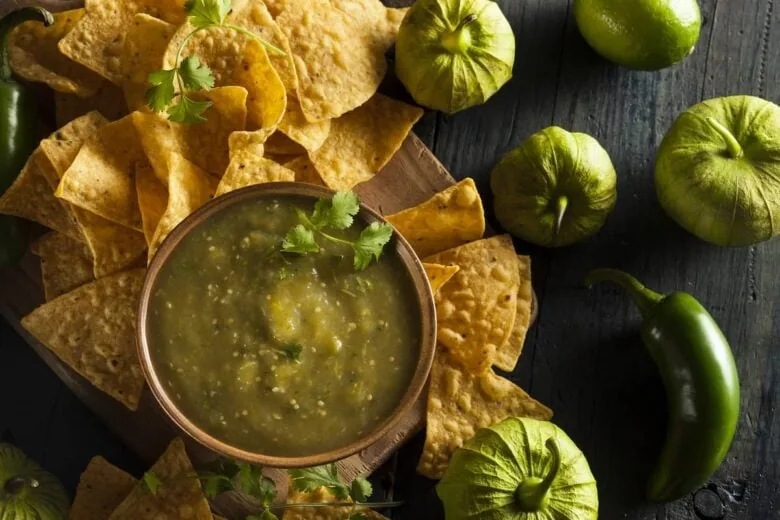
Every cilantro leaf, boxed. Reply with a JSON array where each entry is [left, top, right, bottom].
[[167, 94, 212, 124], [288, 464, 350, 500], [282, 225, 320, 254], [311, 191, 359, 230], [350, 477, 372, 503], [280, 343, 303, 362], [185, 0, 231, 28], [199, 472, 234, 499], [236, 463, 277, 506], [353, 222, 393, 271], [142, 471, 163, 495], [179, 56, 215, 91], [145, 69, 176, 113]]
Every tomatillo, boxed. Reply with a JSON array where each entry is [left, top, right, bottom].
[[656, 95, 780, 246], [0, 443, 70, 519], [437, 417, 598, 519], [491, 126, 617, 247], [395, 0, 515, 114]]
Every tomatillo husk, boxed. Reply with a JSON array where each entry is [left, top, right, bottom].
[[395, 0, 515, 114], [656, 95, 780, 246], [491, 126, 617, 247]]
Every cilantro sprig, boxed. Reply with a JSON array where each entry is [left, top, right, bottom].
[[143, 460, 398, 520], [282, 192, 394, 271], [146, 0, 284, 124]]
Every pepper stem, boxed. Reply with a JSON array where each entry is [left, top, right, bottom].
[[0, 7, 54, 81], [515, 438, 561, 512], [553, 196, 568, 236], [584, 269, 664, 318], [706, 117, 744, 159]]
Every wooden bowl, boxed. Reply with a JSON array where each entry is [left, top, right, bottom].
[[136, 182, 437, 468]]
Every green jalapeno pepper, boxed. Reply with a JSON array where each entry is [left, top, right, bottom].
[[585, 268, 740, 503], [0, 7, 53, 266]]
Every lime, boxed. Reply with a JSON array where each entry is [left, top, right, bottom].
[[573, 0, 702, 70]]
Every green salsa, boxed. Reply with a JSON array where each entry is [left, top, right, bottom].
[[148, 196, 421, 457]]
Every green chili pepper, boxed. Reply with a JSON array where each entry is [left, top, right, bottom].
[[0, 7, 53, 266], [585, 268, 740, 503]]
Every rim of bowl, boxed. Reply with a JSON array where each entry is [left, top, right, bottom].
[[137, 182, 437, 468]]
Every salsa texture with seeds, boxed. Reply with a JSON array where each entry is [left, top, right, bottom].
[[148, 196, 420, 456]]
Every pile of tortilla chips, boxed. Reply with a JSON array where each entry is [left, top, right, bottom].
[[386, 178, 553, 479], [71, 438, 215, 520], [3, 0, 422, 411]]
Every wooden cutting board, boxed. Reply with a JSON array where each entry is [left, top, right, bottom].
[[0, 132, 455, 517]]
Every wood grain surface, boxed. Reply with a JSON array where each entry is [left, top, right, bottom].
[[0, 0, 778, 519]]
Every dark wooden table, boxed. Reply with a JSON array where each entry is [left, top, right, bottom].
[[1, 0, 779, 518]]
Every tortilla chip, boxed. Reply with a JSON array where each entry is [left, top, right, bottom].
[[275, 0, 403, 122], [109, 438, 211, 520], [55, 83, 129, 128], [417, 350, 553, 479], [120, 14, 176, 111], [284, 156, 324, 186], [38, 232, 95, 301], [229, 130, 269, 158], [9, 8, 103, 97], [70, 456, 136, 520], [0, 150, 82, 240], [424, 236, 520, 374], [387, 179, 485, 258], [284, 485, 389, 520], [277, 97, 331, 152], [37, 116, 147, 278], [216, 151, 295, 197], [56, 115, 145, 230], [21, 269, 147, 410], [149, 154, 217, 260], [164, 26, 286, 132], [136, 162, 168, 245], [264, 132, 306, 156], [494, 256, 533, 372], [58, 0, 186, 84], [133, 87, 248, 179], [310, 94, 423, 189], [228, 0, 298, 92], [422, 263, 459, 294]]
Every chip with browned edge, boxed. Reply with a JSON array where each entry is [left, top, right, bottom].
[[136, 162, 168, 246], [422, 263, 459, 294], [216, 151, 295, 197], [56, 115, 146, 230], [284, 484, 389, 520], [417, 349, 553, 479], [10, 8, 103, 97], [133, 87, 248, 179], [37, 116, 147, 278], [55, 83, 129, 128], [494, 255, 534, 372], [164, 26, 285, 133], [0, 149, 82, 240], [424, 236, 520, 374], [310, 94, 422, 190], [70, 456, 136, 520], [387, 179, 486, 258], [21, 269, 146, 410], [38, 232, 95, 301], [274, 0, 405, 122], [108, 438, 211, 520], [58, 0, 186, 84], [149, 154, 217, 260], [120, 13, 175, 112]]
